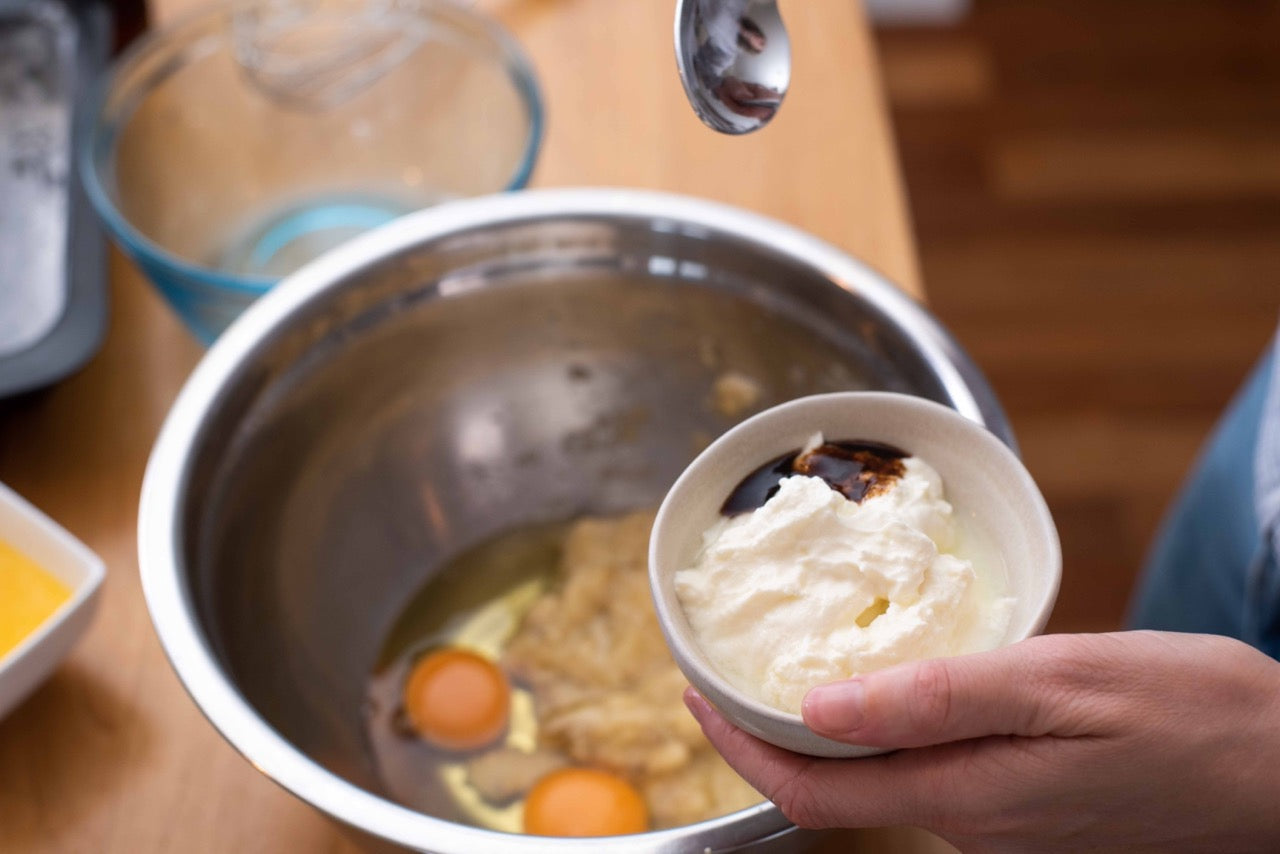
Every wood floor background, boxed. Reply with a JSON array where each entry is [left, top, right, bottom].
[[875, 0, 1280, 635]]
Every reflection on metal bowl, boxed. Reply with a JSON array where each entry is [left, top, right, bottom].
[[138, 188, 1011, 853]]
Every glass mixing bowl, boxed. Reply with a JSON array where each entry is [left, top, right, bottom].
[[79, 0, 542, 342]]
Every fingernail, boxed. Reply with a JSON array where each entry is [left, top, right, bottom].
[[683, 686, 713, 722], [803, 679, 866, 735]]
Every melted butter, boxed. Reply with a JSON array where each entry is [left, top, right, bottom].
[[0, 540, 72, 659], [436, 689, 538, 832], [436, 580, 542, 833]]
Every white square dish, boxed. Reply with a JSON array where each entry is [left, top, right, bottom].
[[0, 481, 105, 720]]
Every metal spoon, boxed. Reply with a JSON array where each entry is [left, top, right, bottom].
[[674, 0, 791, 134]]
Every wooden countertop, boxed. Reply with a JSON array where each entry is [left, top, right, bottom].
[[0, 0, 938, 850]]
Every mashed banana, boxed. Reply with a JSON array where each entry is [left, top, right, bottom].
[[502, 511, 761, 828]]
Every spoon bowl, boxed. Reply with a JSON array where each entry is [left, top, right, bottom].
[[674, 0, 791, 134]]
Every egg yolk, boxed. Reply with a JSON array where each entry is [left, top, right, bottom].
[[402, 648, 510, 751], [523, 768, 649, 837], [0, 540, 71, 659]]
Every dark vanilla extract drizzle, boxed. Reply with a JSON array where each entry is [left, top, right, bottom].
[[720, 440, 908, 517]]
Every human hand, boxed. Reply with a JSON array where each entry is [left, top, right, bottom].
[[684, 631, 1280, 853]]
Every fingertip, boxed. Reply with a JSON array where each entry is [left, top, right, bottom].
[[683, 685, 714, 723], [684, 690, 748, 754], [802, 679, 867, 738]]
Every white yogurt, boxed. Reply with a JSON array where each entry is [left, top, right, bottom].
[[674, 456, 1014, 714]]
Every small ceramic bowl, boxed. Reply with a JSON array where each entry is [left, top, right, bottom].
[[0, 482, 105, 720], [649, 391, 1061, 758]]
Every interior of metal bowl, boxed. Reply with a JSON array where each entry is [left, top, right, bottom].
[[173, 204, 1008, 834]]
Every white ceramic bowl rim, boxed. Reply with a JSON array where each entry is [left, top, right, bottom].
[[649, 391, 1061, 744]]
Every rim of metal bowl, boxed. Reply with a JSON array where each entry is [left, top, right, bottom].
[[77, 0, 544, 296], [138, 188, 1010, 853]]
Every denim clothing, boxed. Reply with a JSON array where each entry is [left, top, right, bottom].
[[1129, 339, 1280, 659]]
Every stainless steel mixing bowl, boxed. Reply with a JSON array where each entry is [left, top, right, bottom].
[[138, 188, 1012, 853]]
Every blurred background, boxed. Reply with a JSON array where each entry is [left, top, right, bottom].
[[874, 0, 1280, 634], [3, 1, 1280, 851]]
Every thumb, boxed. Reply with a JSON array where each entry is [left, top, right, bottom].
[[801, 634, 1095, 748]]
